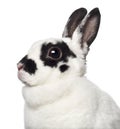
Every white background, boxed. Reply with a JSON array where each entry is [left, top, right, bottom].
[[0, 0, 120, 129]]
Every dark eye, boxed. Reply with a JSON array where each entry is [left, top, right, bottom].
[[47, 47, 62, 60]]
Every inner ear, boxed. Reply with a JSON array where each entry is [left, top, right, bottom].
[[62, 8, 87, 38], [81, 8, 101, 47]]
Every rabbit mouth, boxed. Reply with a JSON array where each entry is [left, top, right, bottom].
[[17, 70, 26, 83], [17, 70, 32, 86]]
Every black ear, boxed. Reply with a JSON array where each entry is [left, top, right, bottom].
[[81, 8, 101, 47], [62, 8, 87, 38]]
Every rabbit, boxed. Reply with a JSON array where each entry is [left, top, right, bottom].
[[17, 8, 120, 129]]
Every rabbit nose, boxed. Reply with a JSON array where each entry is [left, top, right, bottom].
[[17, 63, 24, 71]]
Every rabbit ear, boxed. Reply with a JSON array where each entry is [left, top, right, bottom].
[[62, 8, 87, 38], [79, 8, 101, 47]]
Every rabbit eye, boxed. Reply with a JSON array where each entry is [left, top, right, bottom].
[[47, 47, 62, 60]]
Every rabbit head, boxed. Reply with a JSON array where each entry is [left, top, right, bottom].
[[17, 8, 101, 86]]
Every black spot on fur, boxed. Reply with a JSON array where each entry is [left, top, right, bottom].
[[59, 65, 69, 72], [40, 41, 76, 67], [19, 55, 37, 74], [24, 59, 37, 74]]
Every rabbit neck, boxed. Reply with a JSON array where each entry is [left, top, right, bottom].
[[22, 75, 86, 108]]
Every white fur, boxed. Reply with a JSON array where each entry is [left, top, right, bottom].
[[18, 8, 120, 129], [20, 38, 120, 129], [22, 76, 120, 129]]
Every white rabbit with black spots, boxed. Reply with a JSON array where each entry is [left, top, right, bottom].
[[17, 8, 120, 129]]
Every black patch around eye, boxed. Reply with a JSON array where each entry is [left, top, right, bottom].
[[59, 65, 69, 72], [40, 41, 76, 68], [19, 55, 37, 74]]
